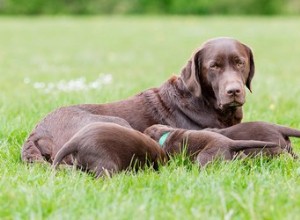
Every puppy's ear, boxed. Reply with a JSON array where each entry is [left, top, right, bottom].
[[244, 45, 255, 92], [181, 49, 202, 97]]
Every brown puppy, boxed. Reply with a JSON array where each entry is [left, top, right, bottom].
[[205, 121, 300, 158], [23, 37, 255, 164], [53, 122, 166, 178], [144, 124, 277, 167]]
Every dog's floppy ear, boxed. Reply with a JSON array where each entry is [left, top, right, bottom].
[[181, 49, 202, 97], [244, 45, 255, 92]]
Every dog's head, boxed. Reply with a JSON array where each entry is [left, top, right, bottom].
[[181, 37, 255, 110], [144, 124, 175, 142]]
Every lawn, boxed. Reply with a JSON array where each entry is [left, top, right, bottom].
[[1, 16, 300, 219]]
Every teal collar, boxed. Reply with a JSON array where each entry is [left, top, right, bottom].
[[158, 132, 170, 147]]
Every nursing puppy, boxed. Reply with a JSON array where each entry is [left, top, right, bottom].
[[205, 121, 300, 158], [144, 124, 277, 167], [53, 122, 167, 177]]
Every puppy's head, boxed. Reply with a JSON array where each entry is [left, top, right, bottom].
[[144, 124, 175, 142], [181, 37, 255, 110]]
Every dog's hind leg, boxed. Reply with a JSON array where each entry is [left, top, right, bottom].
[[21, 135, 55, 164], [21, 140, 44, 163]]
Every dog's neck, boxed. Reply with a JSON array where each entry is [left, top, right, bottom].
[[167, 76, 242, 128], [140, 76, 242, 129]]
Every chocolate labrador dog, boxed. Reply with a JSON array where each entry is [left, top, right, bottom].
[[53, 122, 166, 177], [205, 121, 300, 158], [144, 124, 277, 167], [22, 37, 255, 164]]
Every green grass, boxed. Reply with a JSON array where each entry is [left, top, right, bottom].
[[1, 16, 300, 219]]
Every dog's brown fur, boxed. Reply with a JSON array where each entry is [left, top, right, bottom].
[[144, 124, 277, 167], [205, 121, 300, 158], [22, 37, 255, 164], [22, 113, 132, 164], [53, 122, 167, 177]]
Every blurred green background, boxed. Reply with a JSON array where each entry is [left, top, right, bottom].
[[2, 0, 300, 219], [0, 0, 299, 15]]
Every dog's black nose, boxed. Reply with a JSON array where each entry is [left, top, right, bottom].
[[226, 85, 241, 96]]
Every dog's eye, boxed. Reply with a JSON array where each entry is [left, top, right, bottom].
[[209, 63, 220, 69], [235, 59, 245, 67]]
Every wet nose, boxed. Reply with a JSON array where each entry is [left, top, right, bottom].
[[226, 84, 241, 97]]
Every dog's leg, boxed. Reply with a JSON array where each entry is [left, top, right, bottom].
[[21, 140, 44, 163], [36, 138, 56, 163], [22, 132, 56, 163]]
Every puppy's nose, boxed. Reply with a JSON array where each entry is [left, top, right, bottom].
[[226, 85, 241, 97]]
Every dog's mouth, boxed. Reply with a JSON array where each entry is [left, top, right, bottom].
[[219, 101, 243, 109]]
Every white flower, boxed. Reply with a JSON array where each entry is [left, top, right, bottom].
[[27, 74, 113, 93], [33, 82, 45, 89]]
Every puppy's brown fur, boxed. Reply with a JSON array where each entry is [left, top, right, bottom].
[[144, 124, 277, 167], [53, 122, 166, 177], [205, 121, 300, 158]]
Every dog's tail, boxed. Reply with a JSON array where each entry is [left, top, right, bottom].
[[277, 125, 300, 138], [230, 140, 278, 152], [52, 140, 77, 169]]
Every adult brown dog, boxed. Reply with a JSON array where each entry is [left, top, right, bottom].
[[22, 113, 132, 163], [144, 124, 277, 167], [22, 37, 255, 164], [205, 121, 300, 158], [53, 122, 166, 177]]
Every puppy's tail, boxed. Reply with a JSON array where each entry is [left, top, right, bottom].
[[230, 140, 278, 152], [52, 141, 77, 169], [277, 125, 300, 137]]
